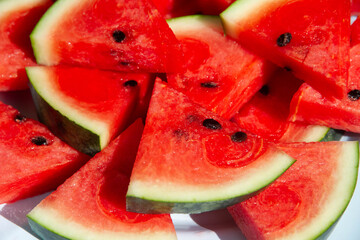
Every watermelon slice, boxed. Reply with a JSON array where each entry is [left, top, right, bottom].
[[220, 0, 350, 99], [0, 101, 89, 204], [30, 0, 183, 73], [231, 68, 341, 143], [167, 15, 276, 119], [0, 0, 52, 91], [126, 79, 295, 214], [228, 141, 359, 239], [289, 44, 360, 134], [28, 119, 177, 240], [27, 66, 151, 155]]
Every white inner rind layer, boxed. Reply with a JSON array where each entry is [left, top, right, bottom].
[[167, 15, 223, 34], [28, 207, 177, 240], [127, 149, 295, 203], [280, 141, 359, 240], [220, 0, 290, 39], [30, 0, 87, 65], [0, 0, 48, 20], [27, 66, 110, 149], [295, 125, 330, 142]]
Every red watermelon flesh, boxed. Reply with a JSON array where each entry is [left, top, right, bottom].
[[0, 101, 89, 204], [228, 141, 359, 240], [231, 68, 304, 142], [289, 44, 360, 134], [28, 119, 177, 240], [352, 0, 360, 15], [352, 17, 360, 46], [196, 0, 235, 15], [30, 0, 183, 73], [221, 0, 350, 99], [0, 0, 52, 91], [167, 15, 276, 119], [152, 0, 200, 19]]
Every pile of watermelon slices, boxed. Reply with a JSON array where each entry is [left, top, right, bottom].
[[1, 0, 360, 239]]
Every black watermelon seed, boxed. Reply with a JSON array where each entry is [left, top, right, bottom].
[[259, 85, 270, 96], [120, 62, 130, 66], [284, 66, 292, 71], [277, 33, 292, 47], [202, 119, 222, 130], [200, 82, 218, 88], [348, 89, 360, 101], [31, 136, 49, 146], [112, 30, 126, 43], [231, 131, 247, 143], [124, 80, 138, 87], [14, 114, 27, 123]]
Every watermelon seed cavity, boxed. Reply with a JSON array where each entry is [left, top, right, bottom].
[[200, 81, 218, 88], [31, 136, 49, 146], [112, 30, 126, 43], [231, 132, 247, 143], [347, 89, 360, 101], [277, 33, 292, 47], [259, 85, 270, 96], [202, 119, 222, 130], [14, 114, 27, 124], [124, 80, 138, 87]]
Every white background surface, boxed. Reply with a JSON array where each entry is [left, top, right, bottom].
[[0, 91, 360, 240]]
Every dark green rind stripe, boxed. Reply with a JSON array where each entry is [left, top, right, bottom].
[[126, 189, 262, 214], [29, 84, 101, 156], [320, 128, 345, 142], [28, 216, 70, 240]]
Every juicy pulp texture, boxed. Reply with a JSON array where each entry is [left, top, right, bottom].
[[228, 141, 359, 240], [168, 15, 275, 119], [30, 0, 183, 73], [221, 0, 350, 99], [231, 68, 332, 143], [28, 120, 177, 240], [289, 44, 360, 134], [0, 101, 89, 203], [126, 79, 295, 214], [0, 0, 52, 91]]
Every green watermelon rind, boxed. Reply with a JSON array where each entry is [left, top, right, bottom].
[[27, 208, 177, 240], [27, 67, 106, 156], [320, 128, 345, 142], [28, 216, 70, 240], [127, 150, 296, 214]]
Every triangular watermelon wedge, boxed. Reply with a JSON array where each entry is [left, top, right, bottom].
[[30, 0, 183, 73], [289, 44, 360, 134], [28, 119, 177, 240], [0, 101, 89, 203], [220, 0, 350, 99], [167, 15, 276, 119], [228, 141, 359, 239], [27, 66, 152, 155], [126, 79, 295, 214]]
